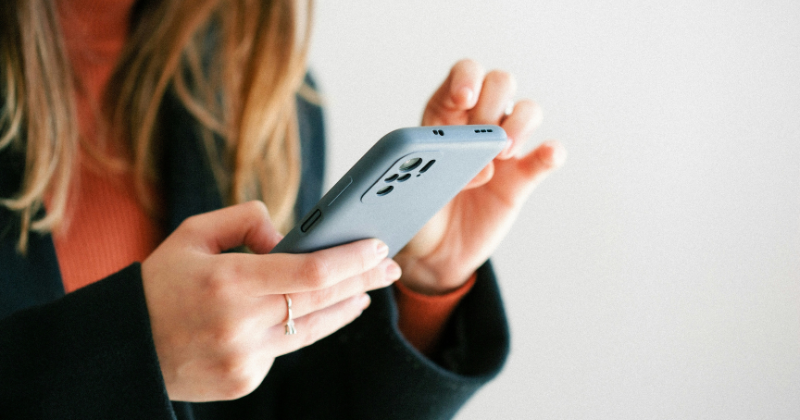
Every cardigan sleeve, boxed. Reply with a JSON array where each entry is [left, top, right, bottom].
[[0, 263, 176, 420], [0, 256, 509, 420]]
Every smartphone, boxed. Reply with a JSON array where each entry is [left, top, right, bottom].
[[270, 125, 507, 257]]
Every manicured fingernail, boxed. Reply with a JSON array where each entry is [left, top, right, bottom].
[[385, 261, 402, 281], [376, 241, 389, 259], [359, 293, 371, 310]]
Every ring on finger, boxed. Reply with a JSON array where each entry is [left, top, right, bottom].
[[284, 294, 297, 335]]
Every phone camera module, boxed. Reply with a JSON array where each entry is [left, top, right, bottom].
[[419, 160, 435, 173], [399, 158, 422, 172]]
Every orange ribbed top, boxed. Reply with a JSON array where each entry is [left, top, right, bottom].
[[394, 274, 476, 355], [51, 0, 161, 293]]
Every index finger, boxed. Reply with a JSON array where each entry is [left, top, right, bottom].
[[220, 238, 390, 295]]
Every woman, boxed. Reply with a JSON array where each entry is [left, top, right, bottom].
[[0, 0, 565, 418]]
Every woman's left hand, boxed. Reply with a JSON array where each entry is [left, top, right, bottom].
[[394, 59, 567, 295]]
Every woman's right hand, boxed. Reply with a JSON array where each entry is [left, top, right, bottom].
[[141, 201, 401, 402]]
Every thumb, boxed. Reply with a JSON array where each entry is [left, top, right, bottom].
[[183, 201, 284, 255]]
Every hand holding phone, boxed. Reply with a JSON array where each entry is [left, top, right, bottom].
[[271, 125, 507, 257], [276, 60, 566, 296], [398, 60, 568, 295]]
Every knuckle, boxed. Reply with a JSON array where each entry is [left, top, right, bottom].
[[243, 200, 269, 219], [363, 266, 387, 289], [308, 287, 336, 310], [205, 261, 239, 297], [299, 257, 331, 288], [487, 70, 516, 91], [215, 354, 262, 400], [205, 318, 243, 349], [516, 98, 538, 114], [516, 99, 543, 125], [178, 214, 204, 237], [202, 278, 228, 304], [357, 245, 374, 273], [237, 201, 269, 230]]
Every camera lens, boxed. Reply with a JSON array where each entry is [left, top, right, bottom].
[[377, 185, 393, 196], [399, 157, 422, 172]]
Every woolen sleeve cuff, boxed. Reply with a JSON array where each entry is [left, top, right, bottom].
[[393, 273, 477, 355], [0, 263, 175, 419]]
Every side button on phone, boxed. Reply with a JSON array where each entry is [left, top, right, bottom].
[[300, 209, 322, 233]]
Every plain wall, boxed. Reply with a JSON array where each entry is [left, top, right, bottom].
[[307, 1, 800, 418]]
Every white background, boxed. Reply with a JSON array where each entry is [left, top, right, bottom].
[[307, 1, 800, 418]]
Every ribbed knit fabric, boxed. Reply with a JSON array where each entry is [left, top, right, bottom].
[[51, 0, 161, 293], [394, 273, 476, 355], [50, 163, 162, 294]]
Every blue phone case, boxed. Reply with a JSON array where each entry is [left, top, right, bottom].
[[271, 125, 507, 257]]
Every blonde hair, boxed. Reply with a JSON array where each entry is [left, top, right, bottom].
[[0, 0, 312, 253]]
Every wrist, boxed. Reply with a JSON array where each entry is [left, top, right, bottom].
[[395, 255, 469, 295]]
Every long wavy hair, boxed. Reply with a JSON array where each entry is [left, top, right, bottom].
[[0, 0, 312, 253]]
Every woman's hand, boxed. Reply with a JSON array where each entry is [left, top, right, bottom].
[[141, 201, 401, 402], [394, 59, 566, 295]]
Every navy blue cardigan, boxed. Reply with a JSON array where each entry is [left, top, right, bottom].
[[0, 86, 510, 419]]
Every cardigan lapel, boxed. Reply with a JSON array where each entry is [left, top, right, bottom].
[[160, 95, 225, 235]]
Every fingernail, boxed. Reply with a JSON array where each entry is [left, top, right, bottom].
[[385, 261, 402, 281], [376, 241, 389, 259], [457, 87, 474, 106], [359, 293, 371, 310]]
